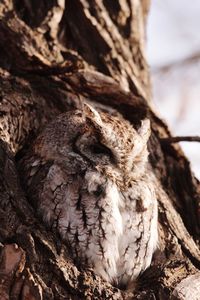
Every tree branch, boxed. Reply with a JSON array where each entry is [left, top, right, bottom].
[[161, 136, 200, 144]]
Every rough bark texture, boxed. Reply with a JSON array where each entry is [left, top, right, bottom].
[[0, 0, 199, 299]]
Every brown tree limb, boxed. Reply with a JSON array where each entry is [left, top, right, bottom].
[[161, 136, 200, 144]]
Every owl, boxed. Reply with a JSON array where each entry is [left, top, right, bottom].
[[19, 103, 158, 289]]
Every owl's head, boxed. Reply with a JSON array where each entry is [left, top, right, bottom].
[[33, 104, 150, 176]]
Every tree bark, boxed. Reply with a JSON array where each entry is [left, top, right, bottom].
[[0, 0, 199, 299]]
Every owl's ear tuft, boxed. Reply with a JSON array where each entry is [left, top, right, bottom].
[[84, 103, 103, 126], [138, 119, 151, 143]]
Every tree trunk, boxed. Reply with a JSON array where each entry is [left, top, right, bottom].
[[0, 1, 199, 299]]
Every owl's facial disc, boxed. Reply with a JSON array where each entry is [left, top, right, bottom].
[[74, 128, 114, 167]]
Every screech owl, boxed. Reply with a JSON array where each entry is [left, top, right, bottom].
[[19, 103, 158, 289]]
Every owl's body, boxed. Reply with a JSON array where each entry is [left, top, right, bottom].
[[19, 104, 158, 288]]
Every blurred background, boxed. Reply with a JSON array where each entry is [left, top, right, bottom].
[[147, 0, 200, 179]]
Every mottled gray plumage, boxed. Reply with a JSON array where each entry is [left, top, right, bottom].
[[19, 103, 158, 289]]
